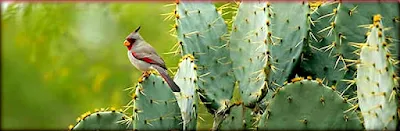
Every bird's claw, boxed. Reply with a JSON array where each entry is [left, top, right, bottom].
[[138, 71, 152, 83], [143, 71, 151, 78]]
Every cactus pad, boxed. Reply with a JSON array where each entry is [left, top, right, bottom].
[[267, 2, 310, 90], [229, 2, 268, 107], [71, 111, 132, 130], [133, 74, 182, 130], [356, 16, 398, 130], [257, 79, 363, 130], [173, 54, 198, 130]]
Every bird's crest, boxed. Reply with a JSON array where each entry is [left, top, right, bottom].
[[134, 26, 141, 33]]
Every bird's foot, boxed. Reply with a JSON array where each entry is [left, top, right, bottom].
[[138, 70, 156, 83], [138, 71, 152, 83], [143, 71, 152, 78]]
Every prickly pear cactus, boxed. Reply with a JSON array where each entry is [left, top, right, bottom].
[[229, 2, 268, 107], [173, 54, 198, 130], [356, 15, 398, 130], [71, 110, 132, 130], [257, 78, 363, 130], [299, 2, 354, 97], [299, 2, 400, 97], [266, 2, 310, 90], [68, 1, 400, 131], [133, 73, 182, 130], [174, 1, 235, 113]]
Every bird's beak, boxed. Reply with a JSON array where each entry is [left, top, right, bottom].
[[124, 40, 130, 46]]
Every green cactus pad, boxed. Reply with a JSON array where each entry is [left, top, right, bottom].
[[173, 54, 198, 130], [133, 74, 182, 130], [299, 2, 400, 97], [299, 2, 354, 97], [72, 111, 132, 130], [267, 2, 309, 90], [229, 2, 268, 107], [356, 16, 398, 130], [257, 79, 363, 130], [219, 103, 256, 130], [175, 1, 235, 113]]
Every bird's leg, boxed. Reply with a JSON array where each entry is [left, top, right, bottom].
[[138, 71, 152, 83]]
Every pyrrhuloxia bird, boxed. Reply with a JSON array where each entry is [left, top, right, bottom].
[[123, 26, 180, 92]]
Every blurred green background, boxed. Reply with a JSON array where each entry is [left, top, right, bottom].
[[1, 2, 214, 129]]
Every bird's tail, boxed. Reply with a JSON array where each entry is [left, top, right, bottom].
[[153, 65, 181, 92]]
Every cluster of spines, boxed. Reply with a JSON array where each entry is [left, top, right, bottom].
[[298, 1, 361, 98]]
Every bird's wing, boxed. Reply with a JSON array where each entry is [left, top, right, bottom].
[[131, 42, 167, 69]]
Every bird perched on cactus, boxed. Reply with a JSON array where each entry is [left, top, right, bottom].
[[123, 26, 180, 92]]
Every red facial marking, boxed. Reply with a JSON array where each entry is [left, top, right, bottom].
[[127, 44, 133, 50], [126, 38, 137, 50]]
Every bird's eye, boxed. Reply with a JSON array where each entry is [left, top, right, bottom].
[[127, 38, 136, 44]]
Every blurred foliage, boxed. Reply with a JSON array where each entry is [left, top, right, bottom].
[[1, 2, 216, 129]]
